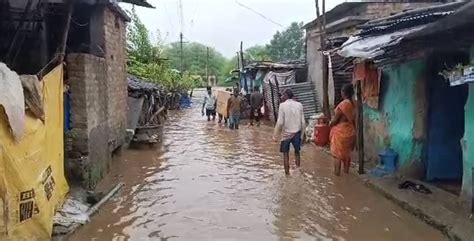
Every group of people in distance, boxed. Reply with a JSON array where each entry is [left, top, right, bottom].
[[202, 86, 264, 130], [202, 84, 357, 177]]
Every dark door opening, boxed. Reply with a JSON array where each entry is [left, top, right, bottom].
[[425, 53, 469, 195]]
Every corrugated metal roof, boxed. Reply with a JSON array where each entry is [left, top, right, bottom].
[[356, 1, 466, 37], [244, 60, 306, 71], [120, 0, 154, 8], [331, 54, 353, 106], [338, 1, 468, 63], [264, 81, 320, 122], [405, 1, 474, 40], [280, 82, 320, 120]]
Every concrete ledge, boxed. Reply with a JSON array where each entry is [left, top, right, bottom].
[[362, 176, 474, 241], [311, 144, 474, 240]]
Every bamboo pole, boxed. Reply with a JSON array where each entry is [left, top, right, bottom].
[[149, 106, 166, 124], [86, 183, 124, 216], [64, 182, 124, 236], [58, 0, 73, 63], [356, 80, 365, 174], [206, 47, 210, 86], [315, 0, 330, 119], [5, 0, 33, 64]]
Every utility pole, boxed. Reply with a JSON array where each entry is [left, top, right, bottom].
[[206, 47, 210, 86], [180, 32, 184, 75], [240, 41, 247, 94], [315, 0, 330, 119], [236, 52, 240, 70]]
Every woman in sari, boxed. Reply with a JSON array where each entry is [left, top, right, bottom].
[[330, 84, 356, 176]]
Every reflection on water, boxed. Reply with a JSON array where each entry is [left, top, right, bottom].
[[69, 91, 446, 241]]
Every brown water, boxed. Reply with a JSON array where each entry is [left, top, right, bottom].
[[69, 95, 447, 241]]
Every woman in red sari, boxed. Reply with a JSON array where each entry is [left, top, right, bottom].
[[330, 84, 356, 176]]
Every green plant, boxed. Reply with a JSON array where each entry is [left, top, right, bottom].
[[126, 9, 198, 93], [438, 63, 464, 80]]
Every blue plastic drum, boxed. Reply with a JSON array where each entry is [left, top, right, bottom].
[[379, 149, 398, 173]]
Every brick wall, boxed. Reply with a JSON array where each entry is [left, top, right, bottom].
[[363, 2, 442, 19], [104, 7, 127, 153], [67, 54, 110, 188], [65, 6, 128, 189]]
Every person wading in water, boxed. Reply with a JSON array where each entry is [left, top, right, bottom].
[[273, 89, 305, 175], [250, 86, 264, 126], [227, 89, 242, 130], [202, 86, 217, 122], [329, 84, 356, 176]]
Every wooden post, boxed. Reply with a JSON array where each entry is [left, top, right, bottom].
[[240, 41, 248, 94], [180, 32, 185, 76], [206, 47, 210, 86], [315, 0, 330, 119], [269, 81, 277, 122], [356, 80, 365, 174], [58, 0, 73, 63], [40, 5, 49, 69], [5, 0, 33, 64]]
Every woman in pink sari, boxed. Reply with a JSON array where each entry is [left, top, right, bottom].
[[330, 84, 356, 176]]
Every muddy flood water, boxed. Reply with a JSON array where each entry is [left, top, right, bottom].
[[70, 93, 447, 241]]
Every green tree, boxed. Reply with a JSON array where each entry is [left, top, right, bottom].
[[126, 9, 197, 92], [163, 42, 228, 83], [245, 45, 271, 62], [266, 22, 304, 62], [127, 8, 161, 64], [219, 56, 239, 86]]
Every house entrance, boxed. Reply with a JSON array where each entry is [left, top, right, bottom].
[[426, 52, 469, 195]]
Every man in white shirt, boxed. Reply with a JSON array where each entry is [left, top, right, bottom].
[[273, 89, 305, 175], [202, 86, 217, 121]]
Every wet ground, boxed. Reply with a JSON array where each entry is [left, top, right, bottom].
[[70, 94, 447, 241]]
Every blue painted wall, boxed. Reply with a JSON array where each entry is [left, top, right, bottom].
[[461, 84, 474, 201], [425, 71, 467, 181], [460, 47, 474, 201], [363, 60, 426, 174]]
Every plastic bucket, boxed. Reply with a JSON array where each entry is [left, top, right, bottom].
[[378, 149, 398, 173]]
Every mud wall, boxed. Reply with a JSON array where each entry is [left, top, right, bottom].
[[363, 60, 427, 177], [306, 30, 323, 109]]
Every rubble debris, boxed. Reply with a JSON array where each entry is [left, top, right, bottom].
[[20, 75, 44, 121], [0, 62, 25, 140], [53, 198, 90, 235]]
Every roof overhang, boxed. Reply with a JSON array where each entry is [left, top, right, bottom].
[[325, 16, 371, 33], [405, 1, 474, 40], [338, 25, 428, 60], [120, 0, 154, 8]]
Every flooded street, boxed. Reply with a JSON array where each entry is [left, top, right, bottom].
[[70, 95, 447, 241]]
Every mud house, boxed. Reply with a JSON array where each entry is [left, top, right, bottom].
[[338, 1, 474, 205], [0, 0, 153, 189], [304, 1, 449, 111]]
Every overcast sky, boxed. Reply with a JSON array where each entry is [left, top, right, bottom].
[[126, 0, 346, 57]]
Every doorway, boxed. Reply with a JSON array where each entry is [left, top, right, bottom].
[[425, 53, 469, 195]]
